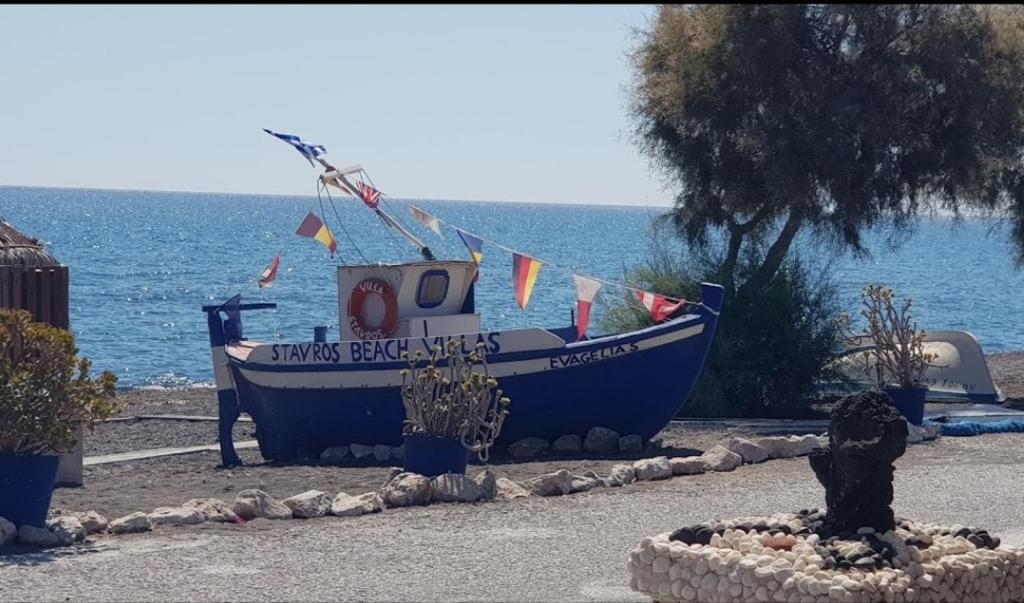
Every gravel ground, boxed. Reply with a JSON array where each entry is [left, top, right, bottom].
[[5, 434, 1024, 602]]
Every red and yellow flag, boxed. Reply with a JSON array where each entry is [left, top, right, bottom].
[[512, 252, 542, 310], [295, 211, 338, 255]]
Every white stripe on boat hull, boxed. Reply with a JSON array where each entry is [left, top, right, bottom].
[[235, 323, 705, 389]]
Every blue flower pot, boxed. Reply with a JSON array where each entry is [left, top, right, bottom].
[[0, 454, 59, 528], [403, 433, 469, 477], [884, 387, 928, 425]]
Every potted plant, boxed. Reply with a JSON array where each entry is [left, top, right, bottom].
[[0, 309, 117, 527], [836, 284, 937, 425], [399, 340, 510, 477]]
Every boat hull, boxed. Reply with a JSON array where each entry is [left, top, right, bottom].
[[207, 283, 725, 464]]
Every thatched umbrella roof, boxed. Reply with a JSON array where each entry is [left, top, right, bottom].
[[0, 218, 59, 267]]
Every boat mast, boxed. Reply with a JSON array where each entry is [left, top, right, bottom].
[[319, 160, 436, 262]]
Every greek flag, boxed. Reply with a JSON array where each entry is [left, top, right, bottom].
[[262, 129, 327, 167]]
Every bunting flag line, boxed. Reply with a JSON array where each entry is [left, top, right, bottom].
[[635, 289, 686, 322], [456, 229, 484, 265], [262, 129, 327, 167], [573, 274, 602, 341], [258, 255, 281, 288], [295, 211, 338, 255], [355, 181, 383, 209], [512, 253, 542, 310], [410, 205, 443, 237]]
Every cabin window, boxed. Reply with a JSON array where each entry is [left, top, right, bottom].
[[416, 270, 449, 309]]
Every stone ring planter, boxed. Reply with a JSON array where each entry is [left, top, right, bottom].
[[629, 513, 1024, 602]]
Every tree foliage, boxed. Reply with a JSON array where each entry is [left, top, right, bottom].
[[602, 223, 840, 418], [0, 309, 118, 455], [631, 4, 1024, 300]]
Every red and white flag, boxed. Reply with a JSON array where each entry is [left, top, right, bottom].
[[258, 255, 281, 289], [355, 181, 382, 209], [635, 289, 685, 322], [573, 274, 601, 341]]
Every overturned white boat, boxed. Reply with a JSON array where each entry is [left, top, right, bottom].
[[819, 330, 1005, 403]]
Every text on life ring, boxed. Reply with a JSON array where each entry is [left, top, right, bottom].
[[348, 278, 399, 340]]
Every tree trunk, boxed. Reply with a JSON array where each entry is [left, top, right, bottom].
[[737, 205, 805, 298], [721, 225, 744, 302]]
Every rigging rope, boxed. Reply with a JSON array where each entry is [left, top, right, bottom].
[[388, 197, 711, 312], [320, 181, 369, 264]]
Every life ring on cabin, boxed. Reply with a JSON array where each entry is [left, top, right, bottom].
[[348, 278, 399, 341]]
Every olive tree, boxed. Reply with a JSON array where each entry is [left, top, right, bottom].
[[631, 4, 1024, 302]]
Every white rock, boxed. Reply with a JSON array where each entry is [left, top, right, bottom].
[[583, 426, 620, 452], [18, 524, 59, 547], [619, 434, 644, 452], [333, 491, 385, 516], [431, 473, 484, 502], [231, 489, 293, 520], [319, 446, 349, 462], [552, 434, 582, 452], [355, 492, 385, 513], [350, 443, 374, 459], [472, 470, 497, 500], [729, 438, 771, 463], [108, 512, 153, 534], [182, 498, 238, 523], [46, 516, 86, 545], [373, 444, 392, 462], [282, 490, 332, 518], [330, 493, 366, 517], [570, 472, 603, 493], [148, 506, 205, 526], [634, 456, 673, 480], [525, 469, 572, 496], [603, 464, 637, 487], [700, 445, 743, 472], [382, 472, 432, 507], [0, 516, 17, 545], [495, 477, 531, 499], [508, 437, 549, 459], [72, 510, 110, 534], [670, 456, 708, 475]]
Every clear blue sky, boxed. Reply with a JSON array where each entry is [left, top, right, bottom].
[[0, 5, 673, 206]]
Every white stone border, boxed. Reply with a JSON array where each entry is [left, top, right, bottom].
[[0, 427, 941, 549]]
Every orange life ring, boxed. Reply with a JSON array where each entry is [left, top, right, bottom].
[[348, 278, 399, 340]]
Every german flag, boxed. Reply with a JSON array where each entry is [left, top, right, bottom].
[[512, 252, 542, 310], [295, 211, 337, 255]]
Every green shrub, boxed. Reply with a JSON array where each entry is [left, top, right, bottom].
[[602, 228, 840, 418], [0, 309, 118, 455]]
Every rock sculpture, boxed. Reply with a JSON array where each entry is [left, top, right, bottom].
[[808, 390, 908, 533]]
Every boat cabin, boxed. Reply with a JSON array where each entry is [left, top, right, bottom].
[[337, 260, 479, 341]]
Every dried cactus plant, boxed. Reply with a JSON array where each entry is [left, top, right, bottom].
[[835, 284, 939, 390], [400, 340, 510, 461]]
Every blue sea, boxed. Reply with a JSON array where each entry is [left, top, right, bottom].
[[2, 186, 1022, 388]]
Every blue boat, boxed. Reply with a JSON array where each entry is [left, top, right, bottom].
[[203, 260, 724, 466], [202, 136, 725, 466]]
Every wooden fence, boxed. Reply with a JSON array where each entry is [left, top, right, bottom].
[[0, 265, 69, 328]]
